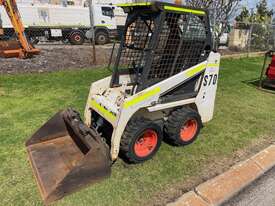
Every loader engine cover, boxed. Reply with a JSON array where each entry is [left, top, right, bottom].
[[26, 109, 111, 204]]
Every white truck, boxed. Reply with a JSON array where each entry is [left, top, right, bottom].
[[0, 3, 126, 45]]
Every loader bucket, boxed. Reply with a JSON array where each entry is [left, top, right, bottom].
[[26, 108, 111, 205], [0, 40, 39, 58]]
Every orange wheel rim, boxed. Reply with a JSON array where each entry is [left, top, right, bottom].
[[180, 119, 198, 141], [134, 129, 158, 158]]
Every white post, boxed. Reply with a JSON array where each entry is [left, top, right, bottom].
[[88, 0, 96, 64]]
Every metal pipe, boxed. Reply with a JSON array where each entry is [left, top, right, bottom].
[[88, 0, 96, 64]]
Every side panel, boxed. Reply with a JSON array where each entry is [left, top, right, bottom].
[[0, 6, 39, 28], [0, 4, 124, 30], [195, 53, 221, 122], [84, 76, 112, 126], [1, 5, 90, 28], [48, 6, 90, 27]]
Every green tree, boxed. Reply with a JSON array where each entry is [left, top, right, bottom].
[[235, 0, 273, 25], [235, 7, 251, 29], [235, 0, 273, 50], [254, 0, 273, 23], [235, 7, 250, 23]]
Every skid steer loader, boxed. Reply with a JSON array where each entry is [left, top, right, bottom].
[[26, 2, 220, 204]]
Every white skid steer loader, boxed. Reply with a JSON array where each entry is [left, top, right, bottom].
[[26, 2, 220, 204]]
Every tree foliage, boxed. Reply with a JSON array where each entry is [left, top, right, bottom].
[[236, 0, 273, 24], [235, 0, 274, 50], [185, 0, 213, 8], [235, 7, 251, 24]]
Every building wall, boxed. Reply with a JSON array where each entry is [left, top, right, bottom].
[[228, 29, 250, 49]]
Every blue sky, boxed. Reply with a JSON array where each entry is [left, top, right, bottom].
[[241, 0, 274, 9]]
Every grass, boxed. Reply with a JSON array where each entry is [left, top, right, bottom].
[[0, 57, 275, 206]]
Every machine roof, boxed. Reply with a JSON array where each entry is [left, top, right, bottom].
[[116, 1, 206, 16]]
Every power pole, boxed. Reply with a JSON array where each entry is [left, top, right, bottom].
[[213, 0, 217, 50], [247, 8, 254, 57], [88, 0, 96, 64]]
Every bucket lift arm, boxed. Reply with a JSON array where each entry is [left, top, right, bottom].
[[0, 0, 39, 58]]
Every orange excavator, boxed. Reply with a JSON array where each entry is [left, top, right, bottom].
[[0, 0, 39, 58]]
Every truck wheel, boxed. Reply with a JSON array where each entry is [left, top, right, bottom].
[[120, 118, 162, 163], [95, 31, 109, 45], [69, 31, 85, 45], [165, 107, 202, 146]]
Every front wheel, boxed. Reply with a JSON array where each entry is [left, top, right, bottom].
[[95, 31, 109, 45], [120, 118, 162, 163]]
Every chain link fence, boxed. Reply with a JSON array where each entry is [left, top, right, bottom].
[[1, 1, 274, 74], [223, 22, 275, 56], [0, 2, 123, 73]]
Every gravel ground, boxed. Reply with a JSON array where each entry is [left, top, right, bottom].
[[0, 42, 250, 75], [0, 43, 118, 74]]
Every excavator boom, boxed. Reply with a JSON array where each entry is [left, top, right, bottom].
[[0, 0, 39, 58]]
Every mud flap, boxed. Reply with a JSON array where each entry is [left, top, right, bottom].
[[26, 108, 111, 205]]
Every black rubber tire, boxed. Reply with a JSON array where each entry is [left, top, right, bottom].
[[95, 31, 109, 45], [120, 117, 162, 163], [165, 107, 202, 146], [69, 31, 85, 45]]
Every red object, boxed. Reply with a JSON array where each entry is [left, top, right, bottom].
[[180, 119, 198, 141], [134, 129, 158, 158], [266, 55, 275, 80]]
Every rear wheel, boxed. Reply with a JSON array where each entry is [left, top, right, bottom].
[[69, 31, 85, 45], [165, 107, 202, 146], [120, 118, 162, 163]]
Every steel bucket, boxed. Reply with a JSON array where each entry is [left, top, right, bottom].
[[26, 109, 111, 205]]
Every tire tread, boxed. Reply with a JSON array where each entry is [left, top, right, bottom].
[[120, 117, 161, 163], [165, 107, 202, 146]]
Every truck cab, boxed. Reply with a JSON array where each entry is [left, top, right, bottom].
[[90, 4, 118, 44]]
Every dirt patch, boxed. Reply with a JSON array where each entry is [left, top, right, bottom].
[[0, 43, 262, 75], [0, 44, 117, 74], [149, 136, 275, 206]]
